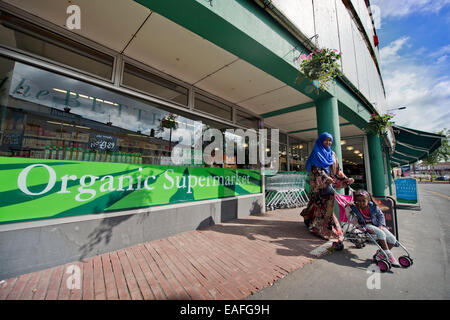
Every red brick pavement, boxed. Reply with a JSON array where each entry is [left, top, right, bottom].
[[0, 208, 327, 300]]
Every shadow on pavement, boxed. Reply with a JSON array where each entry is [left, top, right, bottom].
[[204, 214, 327, 258]]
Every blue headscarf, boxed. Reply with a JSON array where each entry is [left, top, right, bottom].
[[305, 132, 335, 173]]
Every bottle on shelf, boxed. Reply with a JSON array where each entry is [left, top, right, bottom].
[[77, 148, 83, 161], [83, 149, 90, 161], [44, 146, 51, 159], [89, 150, 95, 162], [64, 147, 72, 160], [51, 146, 57, 160], [58, 147, 64, 160], [71, 147, 78, 161], [94, 150, 100, 161]]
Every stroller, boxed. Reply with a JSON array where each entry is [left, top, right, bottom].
[[335, 192, 414, 272]]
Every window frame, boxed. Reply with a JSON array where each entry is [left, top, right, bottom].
[[0, 7, 117, 83]]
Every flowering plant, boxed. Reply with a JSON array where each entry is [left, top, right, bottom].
[[160, 113, 178, 130], [366, 113, 394, 136], [297, 48, 342, 91]]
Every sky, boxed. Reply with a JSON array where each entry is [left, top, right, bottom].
[[371, 0, 450, 134]]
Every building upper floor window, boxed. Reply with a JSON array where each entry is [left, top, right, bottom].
[[121, 62, 188, 107], [0, 11, 114, 80], [194, 93, 232, 121], [235, 109, 259, 129]]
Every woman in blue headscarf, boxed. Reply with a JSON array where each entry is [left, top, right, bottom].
[[300, 132, 354, 243]]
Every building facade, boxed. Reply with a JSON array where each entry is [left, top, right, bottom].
[[0, 0, 398, 279]]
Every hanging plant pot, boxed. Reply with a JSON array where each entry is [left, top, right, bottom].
[[366, 113, 394, 136], [297, 48, 342, 91], [160, 114, 178, 130]]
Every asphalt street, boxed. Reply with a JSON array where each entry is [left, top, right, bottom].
[[247, 183, 450, 300]]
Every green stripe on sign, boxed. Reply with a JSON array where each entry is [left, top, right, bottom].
[[0, 157, 261, 224]]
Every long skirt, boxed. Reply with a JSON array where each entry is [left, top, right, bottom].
[[300, 194, 344, 241]]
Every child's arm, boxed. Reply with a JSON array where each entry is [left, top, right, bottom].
[[375, 205, 386, 227]]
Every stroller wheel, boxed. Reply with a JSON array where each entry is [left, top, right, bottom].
[[377, 260, 390, 273], [398, 256, 413, 268]]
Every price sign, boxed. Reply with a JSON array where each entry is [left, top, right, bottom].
[[2, 131, 23, 147], [89, 134, 118, 151], [395, 178, 418, 204]]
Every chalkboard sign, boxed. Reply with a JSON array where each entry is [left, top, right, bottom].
[[89, 134, 118, 151], [2, 131, 23, 147], [373, 197, 399, 241]]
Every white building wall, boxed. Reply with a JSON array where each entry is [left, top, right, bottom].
[[336, 0, 359, 88], [270, 0, 315, 40], [270, 0, 386, 114]]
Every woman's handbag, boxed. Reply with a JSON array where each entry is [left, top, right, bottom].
[[319, 183, 335, 196]]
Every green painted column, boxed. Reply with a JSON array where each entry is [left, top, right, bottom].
[[316, 97, 343, 221], [316, 97, 342, 168], [385, 147, 393, 195], [367, 133, 387, 197]]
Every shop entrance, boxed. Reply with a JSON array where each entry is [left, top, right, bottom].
[[341, 136, 368, 193]]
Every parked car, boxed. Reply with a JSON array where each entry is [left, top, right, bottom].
[[435, 176, 450, 181]]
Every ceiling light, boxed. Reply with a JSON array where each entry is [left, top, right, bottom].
[[354, 150, 360, 154], [341, 140, 346, 145], [346, 146, 354, 151]]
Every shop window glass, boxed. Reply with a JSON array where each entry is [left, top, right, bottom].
[[235, 109, 259, 129], [0, 56, 256, 168], [194, 93, 232, 121], [122, 63, 188, 106], [289, 138, 307, 171], [0, 12, 114, 79]]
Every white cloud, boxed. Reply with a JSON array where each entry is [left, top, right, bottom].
[[371, 0, 450, 18], [379, 37, 410, 63], [380, 39, 450, 133]]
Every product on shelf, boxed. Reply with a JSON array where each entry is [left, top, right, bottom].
[[58, 147, 64, 160], [64, 147, 71, 160]]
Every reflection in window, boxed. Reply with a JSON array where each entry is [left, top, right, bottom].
[[0, 12, 114, 79], [289, 137, 308, 171], [194, 93, 232, 121], [122, 63, 188, 106], [0, 56, 258, 169]]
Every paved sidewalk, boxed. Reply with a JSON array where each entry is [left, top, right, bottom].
[[0, 208, 327, 300]]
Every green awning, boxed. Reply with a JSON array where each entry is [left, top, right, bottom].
[[390, 125, 444, 167]]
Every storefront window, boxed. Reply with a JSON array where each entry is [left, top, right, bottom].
[[0, 12, 114, 80], [235, 109, 259, 129], [194, 93, 232, 121], [0, 56, 238, 167], [289, 137, 308, 171], [122, 63, 188, 106]]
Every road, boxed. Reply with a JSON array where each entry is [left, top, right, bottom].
[[247, 183, 450, 300]]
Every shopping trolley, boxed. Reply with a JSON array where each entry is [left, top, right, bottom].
[[265, 172, 309, 210]]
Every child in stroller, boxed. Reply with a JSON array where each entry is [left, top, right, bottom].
[[345, 189, 401, 268]]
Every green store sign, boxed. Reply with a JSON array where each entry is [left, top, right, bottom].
[[0, 157, 262, 224]]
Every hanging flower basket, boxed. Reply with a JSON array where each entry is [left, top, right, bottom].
[[297, 48, 342, 91], [366, 113, 394, 136], [160, 113, 178, 130]]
